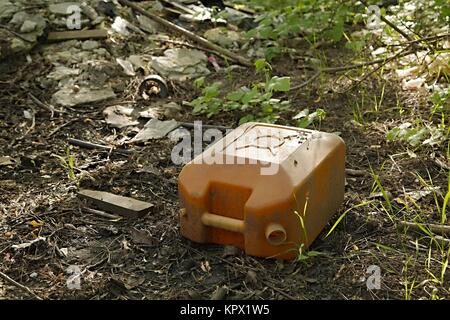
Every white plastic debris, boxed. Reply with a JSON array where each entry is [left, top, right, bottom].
[[395, 66, 419, 79], [371, 47, 387, 57], [12, 237, 46, 250], [402, 77, 426, 91], [23, 110, 33, 120], [111, 16, 130, 36]]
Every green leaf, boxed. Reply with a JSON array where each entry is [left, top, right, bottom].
[[255, 58, 269, 72], [194, 77, 205, 88], [297, 117, 312, 128], [241, 89, 260, 104], [345, 40, 365, 52], [267, 76, 291, 92], [239, 115, 255, 125], [407, 128, 429, 147], [203, 82, 222, 99], [226, 90, 245, 102], [323, 19, 344, 42]]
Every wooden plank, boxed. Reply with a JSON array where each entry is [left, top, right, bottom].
[[47, 29, 108, 41], [78, 189, 153, 219]]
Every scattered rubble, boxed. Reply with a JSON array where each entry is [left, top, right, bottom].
[[130, 118, 179, 143], [103, 105, 139, 129], [151, 48, 211, 81], [204, 27, 242, 48], [52, 86, 116, 107]]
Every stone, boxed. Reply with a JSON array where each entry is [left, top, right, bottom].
[[47, 65, 80, 81], [151, 48, 210, 81], [20, 20, 37, 33], [49, 2, 80, 15], [163, 102, 182, 119], [103, 105, 139, 129], [0, 0, 17, 21], [136, 15, 160, 34], [52, 86, 116, 107], [131, 119, 179, 143], [204, 27, 242, 48], [81, 40, 100, 50], [9, 11, 27, 26]]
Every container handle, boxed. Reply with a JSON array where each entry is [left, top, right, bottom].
[[201, 212, 245, 233]]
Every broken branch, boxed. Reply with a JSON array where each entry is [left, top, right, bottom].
[[68, 138, 134, 155], [398, 220, 450, 236], [0, 271, 43, 300], [118, 0, 252, 67]]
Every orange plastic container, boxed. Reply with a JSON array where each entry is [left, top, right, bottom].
[[178, 122, 345, 260]]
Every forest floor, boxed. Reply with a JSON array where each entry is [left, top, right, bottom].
[[0, 1, 449, 300]]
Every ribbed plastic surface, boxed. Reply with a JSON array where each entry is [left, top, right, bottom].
[[178, 122, 345, 260]]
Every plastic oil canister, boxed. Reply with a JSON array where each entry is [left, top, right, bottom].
[[178, 122, 345, 260]]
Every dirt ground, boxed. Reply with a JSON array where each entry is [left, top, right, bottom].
[[1, 12, 449, 300]]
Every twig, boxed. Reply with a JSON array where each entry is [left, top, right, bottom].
[[68, 138, 134, 155], [0, 24, 35, 43], [386, 33, 450, 47], [398, 221, 450, 236], [161, 0, 196, 15], [150, 37, 229, 59], [290, 71, 320, 91], [434, 235, 450, 244], [179, 122, 231, 131], [27, 93, 56, 118], [0, 271, 43, 300], [290, 48, 415, 91], [261, 280, 296, 300], [82, 207, 123, 221], [118, 0, 252, 67], [345, 169, 366, 177], [47, 119, 77, 138]]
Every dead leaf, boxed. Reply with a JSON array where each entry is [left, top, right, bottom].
[[0, 156, 17, 167], [122, 239, 131, 251], [246, 270, 257, 285], [28, 220, 44, 228], [130, 228, 155, 245], [200, 261, 211, 273]]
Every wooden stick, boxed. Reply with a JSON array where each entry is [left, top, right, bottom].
[[68, 138, 134, 155], [398, 221, 450, 235], [28, 93, 56, 118], [118, 0, 252, 67], [47, 29, 108, 41], [0, 271, 43, 300], [82, 207, 123, 221]]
